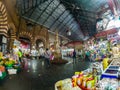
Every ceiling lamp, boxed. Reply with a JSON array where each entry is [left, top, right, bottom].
[[66, 29, 71, 36]]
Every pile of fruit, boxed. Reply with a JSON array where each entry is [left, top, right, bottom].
[[5, 60, 15, 67]]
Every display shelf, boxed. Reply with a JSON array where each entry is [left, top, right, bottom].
[[101, 59, 120, 79], [108, 65, 119, 70], [0, 72, 7, 79]]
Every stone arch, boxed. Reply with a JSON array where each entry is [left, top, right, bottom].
[[0, 1, 8, 36], [34, 36, 46, 48], [19, 31, 33, 42], [18, 32, 33, 50]]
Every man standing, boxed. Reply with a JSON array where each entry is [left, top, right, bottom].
[[44, 48, 51, 67], [112, 44, 119, 58], [18, 49, 23, 63], [73, 49, 76, 63]]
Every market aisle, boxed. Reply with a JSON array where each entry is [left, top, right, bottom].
[[0, 58, 91, 90]]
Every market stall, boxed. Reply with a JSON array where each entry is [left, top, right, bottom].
[[0, 51, 21, 80], [101, 58, 120, 79], [55, 57, 120, 90]]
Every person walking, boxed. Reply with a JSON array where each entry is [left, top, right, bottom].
[[85, 50, 91, 61], [18, 49, 23, 64], [73, 49, 76, 63], [44, 48, 51, 67]]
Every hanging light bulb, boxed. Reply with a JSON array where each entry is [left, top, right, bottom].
[[68, 30, 71, 36], [66, 29, 71, 36]]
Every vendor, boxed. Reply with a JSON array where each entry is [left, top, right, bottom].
[[5, 52, 11, 58], [0, 52, 3, 60], [112, 44, 119, 58]]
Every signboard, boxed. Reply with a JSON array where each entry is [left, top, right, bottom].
[[14, 39, 20, 46], [2, 36, 7, 43]]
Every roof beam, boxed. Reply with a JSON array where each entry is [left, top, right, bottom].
[[42, 2, 61, 25], [53, 11, 70, 31], [27, 6, 37, 18], [23, 0, 26, 14], [59, 18, 74, 34], [22, 0, 35, 15], [22, 0, 49, 15], [32, 0, 34, 8], [79, 16, 95, 22], [26, 0, 29, 13], [49, 9, 66, 29], [77, 9, 95, 14], [58, 16, 71, 30], [35, 0, 54, 22], [69, 21, 74, 26], [78, 13, 95, 19]]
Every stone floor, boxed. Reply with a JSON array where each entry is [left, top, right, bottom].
[[0, 57, 91, 90]]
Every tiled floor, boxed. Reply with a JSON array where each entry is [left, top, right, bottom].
[[0, 57, 91, 90]]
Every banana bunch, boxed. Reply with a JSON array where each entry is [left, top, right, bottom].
[[0, 61, 4, 65], [5, 60, 15, 65]]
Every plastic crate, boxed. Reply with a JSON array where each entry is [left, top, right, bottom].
[[8, 69, 17, 75], [0, 72, 7, 79]]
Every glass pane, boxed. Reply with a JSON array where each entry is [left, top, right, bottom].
[[58, 11, 69, 21], [46, 16, 55, 23], [58, 4, 65, 11], [41, 12, 49, 18], [52, 11, 60, 18], [45, 8, 51, 14], [51, 21, 60, 30], [33, 0, 36, 6], [38, 17, 46, 24]]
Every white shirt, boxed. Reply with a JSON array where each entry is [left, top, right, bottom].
[[44, 50, 51, 59]]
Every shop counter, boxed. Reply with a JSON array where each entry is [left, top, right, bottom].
[[101, 59, 120, 79]]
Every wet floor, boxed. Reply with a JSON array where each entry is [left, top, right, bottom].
[[0, 57, 91, 90]]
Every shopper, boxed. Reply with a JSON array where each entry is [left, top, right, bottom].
[[78, 50, 81, 59], [5, 51, 11, 58], [112, 44, 119, 58], [82, 50, 85, 60], [18, 49, 23, 63], [85, 50, 91, 61], [73, 49, 76, 63], [80, 50, 84, 60], [50, 52, 54, 61], [44, 48, 51, 67]]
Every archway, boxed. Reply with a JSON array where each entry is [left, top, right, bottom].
[[17, 32, 33, 55], [36, 39, 45, 56], [19, 32, 33, 43], [34, 36, 46, 48], [36, 39, 45, 49], [18, 33, 32, 54], [18, 36, 31, 55], [0, 1, 8, 52], [19, 31, 33, 43]]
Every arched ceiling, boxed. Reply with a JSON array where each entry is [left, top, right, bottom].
[[16, 0, 109, 41]]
